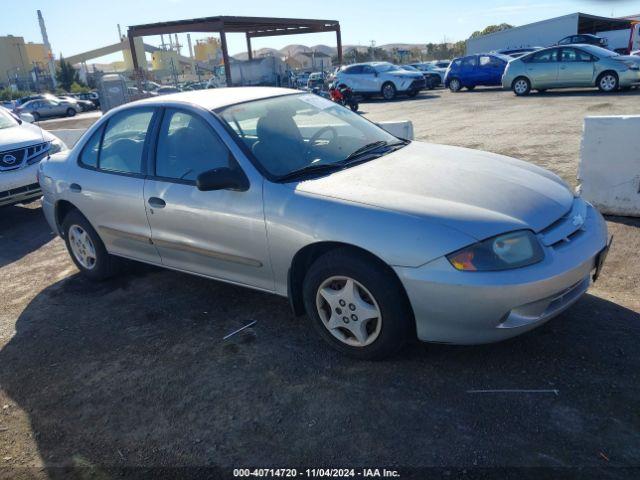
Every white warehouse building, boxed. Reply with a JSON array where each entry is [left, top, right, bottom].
[[466, 12, 639, 55]]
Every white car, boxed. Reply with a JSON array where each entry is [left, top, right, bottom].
[[0, 106, 66, 207], [335, 62, 426, 100]]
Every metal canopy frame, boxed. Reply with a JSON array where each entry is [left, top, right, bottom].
[[127, 16, 342, 86], [576, 13, 633, 34]]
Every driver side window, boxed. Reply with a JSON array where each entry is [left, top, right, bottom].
[[155, 109, 232, 182]]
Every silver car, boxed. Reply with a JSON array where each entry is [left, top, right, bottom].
[[39, 88, 609, 359], [502, 44, 640, 95], [18, 98, 81, 121]]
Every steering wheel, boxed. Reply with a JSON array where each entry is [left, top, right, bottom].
[[305, 126, 338, 160]]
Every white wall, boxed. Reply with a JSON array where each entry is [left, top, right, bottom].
[[579, 116, 640, 217], [466, 13, 579, 54], [596, 29, 632, 51]]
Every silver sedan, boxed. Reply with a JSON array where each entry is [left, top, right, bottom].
[[39, 88, 609, 359], [502, 44, 640, 95]]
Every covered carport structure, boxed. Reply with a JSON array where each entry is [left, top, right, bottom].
[[466, 12, 635, 54], [127, 16, 342, 86]]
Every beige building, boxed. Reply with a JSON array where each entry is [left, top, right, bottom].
[[25, 42, 48, 66], [0, 35, 31, 82]]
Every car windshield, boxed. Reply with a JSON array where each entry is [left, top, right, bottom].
[[402, 65, 419, 71], [0, 109, 18, 129], [218, 93, 404, 180]]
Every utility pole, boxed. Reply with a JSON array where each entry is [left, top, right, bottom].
[[37, 10, 57, 89], [187, 34, 196, 79], [370, 40, 376, 61]]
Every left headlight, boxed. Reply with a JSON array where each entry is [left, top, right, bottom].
[[447, 230, 544, 271], [49, 138, 66, 154]]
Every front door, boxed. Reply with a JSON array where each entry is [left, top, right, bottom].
[[558, 47, 596, 86], [70, 108, 161, 264], [525, 48, 560, 88], [143, 107, 273, 291]]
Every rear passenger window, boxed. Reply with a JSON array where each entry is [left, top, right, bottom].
[[99, 109, 154, 174], [79, 126, 103, 168]]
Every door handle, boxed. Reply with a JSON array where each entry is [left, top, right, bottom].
[[148, 197, 166, 208], [69, 183, 82, 193]]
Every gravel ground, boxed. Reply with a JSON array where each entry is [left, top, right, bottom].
[[0, 87, 639, 479]]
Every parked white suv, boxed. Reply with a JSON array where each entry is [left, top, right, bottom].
[[334, 62, 425, 100], [0, 107, 66, 207]]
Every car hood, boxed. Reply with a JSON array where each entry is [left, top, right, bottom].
[[0, 123, 56, 150], [293, 142, 574, 240]]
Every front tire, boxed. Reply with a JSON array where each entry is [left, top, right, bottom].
[[381, 82, 397, 100], [66, 108, 76, 117], [448, 78, 462, 92], [302, 248, 413, 359], [62, 210, 119, 281], [597, 72, 618, 92], [512, 77, 531, 96]]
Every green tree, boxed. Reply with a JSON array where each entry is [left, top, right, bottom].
[[56, 56, 80, 92], [470, 23, 514, 39]]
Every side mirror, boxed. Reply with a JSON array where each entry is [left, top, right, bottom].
[[196, 167, 249, 192]]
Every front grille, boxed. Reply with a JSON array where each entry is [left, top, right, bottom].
[[539, 199, 587, 248], [0, 148, 26, 170], [0, 142, 49, 171]]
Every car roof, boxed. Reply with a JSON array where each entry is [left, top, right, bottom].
[[131, 87, 300, 110]]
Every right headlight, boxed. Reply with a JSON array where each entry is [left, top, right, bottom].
[[447, 230, 544, 271]]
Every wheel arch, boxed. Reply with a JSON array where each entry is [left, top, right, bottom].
[[287, 241, 412, 319], [55, 200, 85, 238]]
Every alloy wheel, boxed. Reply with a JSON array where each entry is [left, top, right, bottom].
[[514, 79, 529, 95], [315, 276, 382, 347], [450, 79, 460, 91], [69, 224, 97, 270], [382, 84, 395, 100], [600, 74, 617, 92]]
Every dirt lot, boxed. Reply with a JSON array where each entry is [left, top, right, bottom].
[[1, 87, 639, 479]]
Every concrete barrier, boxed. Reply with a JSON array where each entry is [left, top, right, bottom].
[[377, 120, 414, 140], [579, 115, 640, 217], [49, 129, 86, 148]]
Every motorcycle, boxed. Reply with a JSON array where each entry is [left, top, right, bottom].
[[328, 83, 359, 112]]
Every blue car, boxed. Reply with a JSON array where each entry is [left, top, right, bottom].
[[444, 53, 511, 92]]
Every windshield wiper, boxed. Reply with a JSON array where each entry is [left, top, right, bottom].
[[344, 141, 389, 161], [277, 163, 344, 182], [343, 139, 409, 163]]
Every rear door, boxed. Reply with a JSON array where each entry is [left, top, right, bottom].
[[558, 47, 596, 86], [70, 107, 161, 264], [524, 48, 560, 88], [477, 55, 506, 85], [143, 106, 273, 290]]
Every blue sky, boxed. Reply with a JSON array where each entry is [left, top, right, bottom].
[[2, 0, 639, 62]]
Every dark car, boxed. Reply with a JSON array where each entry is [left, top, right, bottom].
[[444, 53, 511, 92], [496, 47, 543, 58], [557, 34, 607, 48]]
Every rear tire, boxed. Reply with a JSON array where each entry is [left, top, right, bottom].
[[448, 78, 462, 92], [66, 108, 76, 117], [349, 102, 359, 112], [62, 210, 119, 281], [381, 82, 397, 100], [303, 248, 413, 360], [512, 77, 531, 96], [597, 71, 618, 92]]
